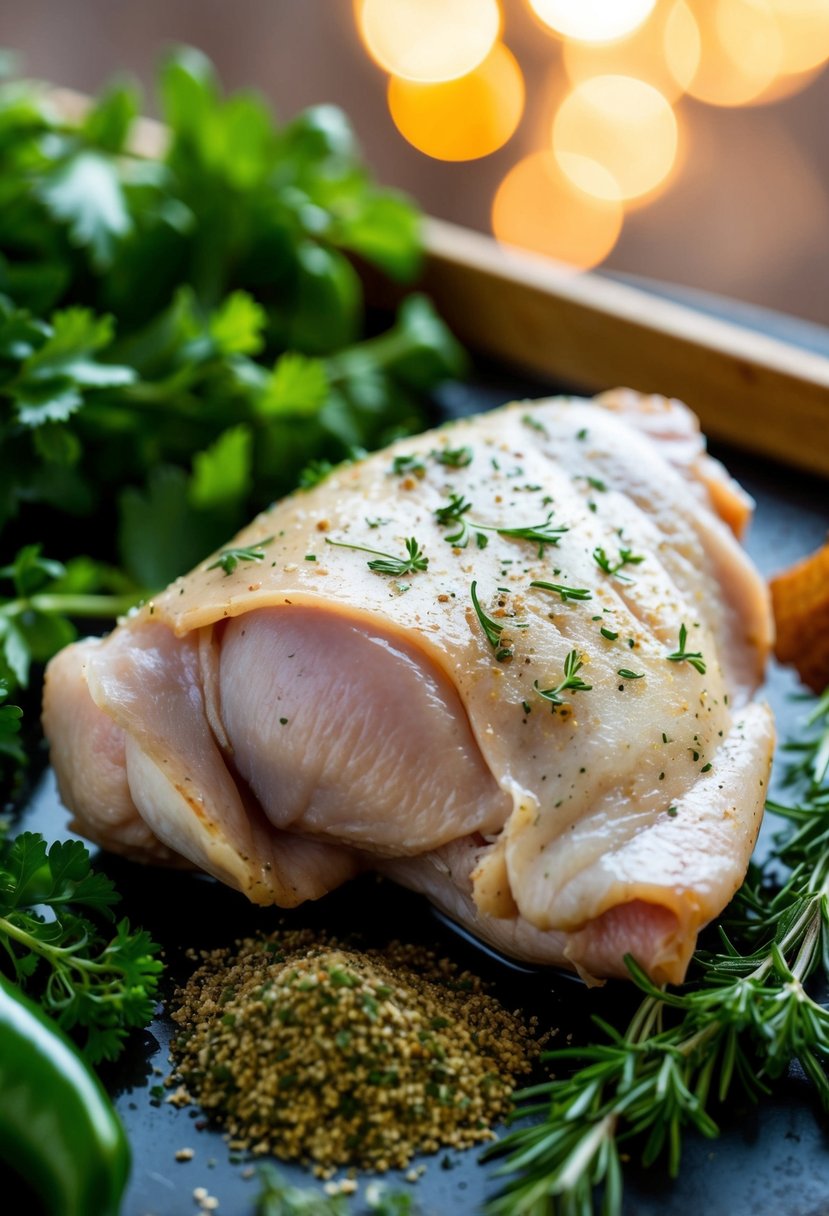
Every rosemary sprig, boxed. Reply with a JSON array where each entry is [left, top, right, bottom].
[[486, 688, 829, 1216], [325, 536, 428, 576], [534, 650, 592, 710], [530, 581, 592, 603], [206, 537, 275, 576], [470, 581, 527, 662], [666, 624, 707, 675]]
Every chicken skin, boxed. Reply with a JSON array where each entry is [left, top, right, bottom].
[[43, 393, 774, 984]]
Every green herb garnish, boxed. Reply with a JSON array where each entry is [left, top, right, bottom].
[[326, 536, 428, 576], [391, 454, 426, 477], [434, 494, 487, 549], [666, 624, 707, 675], [207, 537, 274, 576], [432, 446, 473, 468], [530, 580, 592, 602], [592, 545, 645, 581], [534, 650, 592, 710], [491, 512, 569, 558], [617, 669, 644, 680], [470, 581, 527, 662]]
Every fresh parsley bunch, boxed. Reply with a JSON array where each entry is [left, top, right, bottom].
[[0, 830, 163, 1062], [0, 47, 465, 592]]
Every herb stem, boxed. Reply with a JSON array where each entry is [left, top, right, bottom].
[[10, 592, 143, 619]]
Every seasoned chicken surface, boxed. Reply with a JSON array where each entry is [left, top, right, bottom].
[[43, 394, 774, 984]]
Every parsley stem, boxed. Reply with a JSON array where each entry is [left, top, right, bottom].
[[18, 592, 144, 619]]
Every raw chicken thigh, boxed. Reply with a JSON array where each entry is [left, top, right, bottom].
[[43, 393, 774, 984]]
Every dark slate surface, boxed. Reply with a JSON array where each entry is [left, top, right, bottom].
[[5, 343, 829, 1216]]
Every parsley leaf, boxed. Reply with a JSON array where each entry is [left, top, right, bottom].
[[0, 831, 163, 1062]]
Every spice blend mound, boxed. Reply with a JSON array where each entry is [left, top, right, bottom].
[[169, 931, 543, 1171]]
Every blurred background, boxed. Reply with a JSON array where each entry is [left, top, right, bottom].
[[4, 0, 829, 326]]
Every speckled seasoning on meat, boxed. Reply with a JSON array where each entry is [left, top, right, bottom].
[[43, 391, 774, 984]]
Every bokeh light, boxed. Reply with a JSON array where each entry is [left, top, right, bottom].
[[552, 76, 679, 203], [677, 0, 784, 106], [492, 151, 623, 271], [357, 0, 500, 83], [768, 0, 829, 75], [564, 1, 700, 103], [388, 43, 524, 161], [527, 0, 657, 43]]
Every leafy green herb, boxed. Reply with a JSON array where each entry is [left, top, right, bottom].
[[0, 832, 163, 1062], [521, 414, 548, 435], [530, 580, 592, 602], [0, 546, 141, 690], [254, 1163, 348, 1214], [0, 50, 464, 598], [432, 445, 473, 469], [489, 512, 569, 558], [325, 536, 428, 577], [600, 627, 618, 640], [207, 537, 274, 576], [534, 650, 592, 710], [391, 454, 426, 477], [0, 683, 24, 771], [470, 581, 527, 662], [617, 669, 644, 680], [666, 624, 707, 675], [434, 493, 487, 549], [298, 459, 335, 490], [592, 545, 644, 581]]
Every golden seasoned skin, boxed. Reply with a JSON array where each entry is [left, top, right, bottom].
[[42, 394, 774, 983]]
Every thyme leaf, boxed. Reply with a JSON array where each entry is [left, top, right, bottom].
[[325, 536, 428, 577], [592, 545, 645, 581], [530, 580, 592, 602], [470, 581, 527, 662], [666, 624, 707, 675], [207, 537, 274, 576], [534, 649, 592, 710]]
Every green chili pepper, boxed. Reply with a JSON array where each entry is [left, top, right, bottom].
[[0, 972, 130, 1216]]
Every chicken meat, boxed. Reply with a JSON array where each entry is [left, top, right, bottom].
[[43, 392, 774, 984]]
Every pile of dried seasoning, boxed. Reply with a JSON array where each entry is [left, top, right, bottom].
[[168, 931, 543, 1172]]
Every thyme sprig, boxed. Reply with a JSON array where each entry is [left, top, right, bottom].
[[207, 537, 275, 576], [470, 581, 527, 662], [666, 624, 707, 675], [432, 445, 473, 468], [534, 650, 592, 710], [325, 536, 428, 576], [486, 688, 829, 1216], [488, 512, 570, 558], [592, 546, 644, 582], [435, 494, 487, 549]]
